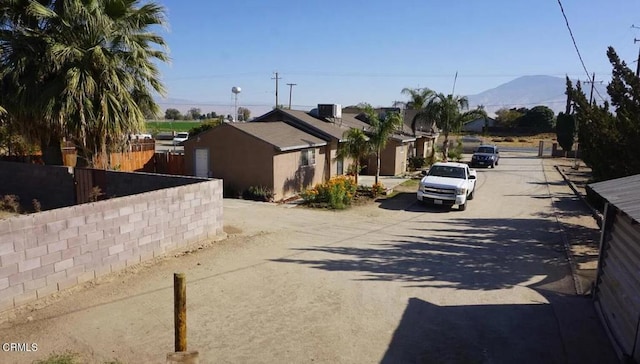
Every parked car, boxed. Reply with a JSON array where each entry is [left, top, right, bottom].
[[172, 132, 189, 145], [471, 145, 499, 168], [417, 162, 477, 211]]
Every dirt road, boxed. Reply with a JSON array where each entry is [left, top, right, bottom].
[[0, 153, 615, 363]]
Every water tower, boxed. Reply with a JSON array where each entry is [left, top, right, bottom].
[[231, 86, 241, 122]]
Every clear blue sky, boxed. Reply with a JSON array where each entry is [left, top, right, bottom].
[[155, 0, 640, 116]]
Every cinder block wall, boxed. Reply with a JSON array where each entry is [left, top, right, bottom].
[[0, 161, 76, 210], [0, 179, 224, 312]]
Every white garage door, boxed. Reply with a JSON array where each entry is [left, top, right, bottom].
[[194, 148, 209, 178]]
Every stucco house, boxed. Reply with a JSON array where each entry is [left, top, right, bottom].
[[183, 121, 327, 200], [462, 117, 497, 133]]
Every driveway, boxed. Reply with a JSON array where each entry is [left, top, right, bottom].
[[0, 152, 615, 363]]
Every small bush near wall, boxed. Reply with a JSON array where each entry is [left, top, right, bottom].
[[301, 176, 357, 209], [242, 186, 274, 202], [408, 157, 426, 171]]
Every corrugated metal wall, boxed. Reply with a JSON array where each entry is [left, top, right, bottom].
[[595, 205, 640, 362]]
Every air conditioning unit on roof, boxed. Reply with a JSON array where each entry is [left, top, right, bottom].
[[317, 104, 342, 119]]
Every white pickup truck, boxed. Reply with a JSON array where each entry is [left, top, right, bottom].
[[416, 162, 477, 211]]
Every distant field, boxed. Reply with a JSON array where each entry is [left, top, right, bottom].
[[145, 120, 203, 133]]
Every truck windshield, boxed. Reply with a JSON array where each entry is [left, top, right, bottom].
[[477, 147, 495, 153], [428, 166, 465, 179]]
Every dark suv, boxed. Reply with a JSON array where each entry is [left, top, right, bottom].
[[471, 145, 499, 168]]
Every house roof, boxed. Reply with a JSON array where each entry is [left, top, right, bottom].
[[589, 174, 640, 222], [230, 122, 327, 152]]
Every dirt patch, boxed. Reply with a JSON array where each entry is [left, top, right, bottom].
[[223, 225, 243, 235]]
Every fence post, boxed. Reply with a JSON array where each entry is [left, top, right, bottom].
[[167, 273, 199, 363]]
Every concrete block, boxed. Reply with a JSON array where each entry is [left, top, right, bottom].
[[85, 211, 103, 224], [66, 265, 84, 278], [36, 231, 59, 246], [41, 251, 62, 266], [32, 264, 54, 279], [0, 241, 15, 256], [104, 226, 120, 239], [9, 215, 34, 231], [79, 222, 97, 236], [140, 250, 154, 262], [184, 192, 195, 201], [47, 240, 68, 254], [102, 254, 119, 266], [1, 251, 24, 266], [13, 290, 37, 307], [61, 246, 81, 261], [25, 245, 48, 259], [128, 212, 143, 224], [46, 270, 67, 286], [103, 209, 119, 220], [134, 202, 148, 213], [119, 205, 134, 217], [66, 216, 86, 228], [59, 227, 79, 240], [24, 277, 46, 291], [143, 225, 157, 236], [36, 284, 59, 299], [94, 265, 111, 278], [108, 244, 124, 256], [46, 220, 67, 234], [92, 248, 109, 263], [67, 235, 87, 248], [1, 282, 24, 297], [0, 263, 18, 278], [0, 277, 8, 290], [110, 261, 126, 273], [98, 237, 116, 249], [54, 258, 74, 272], [57, 276, 78, 291], [18, 257, 41, 273], [120, 223, 135, 234], [78, 270, 95, 283], [74, 253, 93, 266], [9, 270, 32, 285]]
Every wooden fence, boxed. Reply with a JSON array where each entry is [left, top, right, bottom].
[[5, 140, 186, 175]]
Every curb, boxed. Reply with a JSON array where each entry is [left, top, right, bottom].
[[554, 165, 603, 227]]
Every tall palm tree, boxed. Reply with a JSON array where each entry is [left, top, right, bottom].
[[424, 93, 487, 161], [401, 87, 435, 135], [363, 105, 404, 185], [336, 128, 370, 185], [0, 0, 168, 166]]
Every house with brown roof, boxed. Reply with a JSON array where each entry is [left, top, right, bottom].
[[183, 121, 327, 200]]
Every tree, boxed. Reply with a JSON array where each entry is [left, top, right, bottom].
[[400, 87, 436, 135], [237, 107, 251, 121], [570, 47, 640, 180], [555, 112, 575, 151], [336, 128, 370, 185], [165, 108, 182, 120], [187, 108, 201, 120], [362, 104, 404, 185], [423, 93, 487, 161], [0, 0, 169, 166], [495, 108, 524, 128], [518, 105, 555, 131]]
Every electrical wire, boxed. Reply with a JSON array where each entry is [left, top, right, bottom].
[[557, 0, 608, 103]]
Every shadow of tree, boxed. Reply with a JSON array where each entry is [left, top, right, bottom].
[[283, 166, 316, 195], [272, 217, 571, 291]]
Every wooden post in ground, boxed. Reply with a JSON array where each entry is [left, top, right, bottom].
[[167, 273, 199, 364], [174, 273, 187, 352]]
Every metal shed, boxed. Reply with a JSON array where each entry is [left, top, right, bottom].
[[590, 174, 640, 363]]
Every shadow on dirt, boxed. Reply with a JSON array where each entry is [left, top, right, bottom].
[[272, 217, 571, 291], [380, 296, 615, 364]]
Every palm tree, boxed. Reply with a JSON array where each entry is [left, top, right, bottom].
[[336, 128, 370, 185], [0, 0, 168, 166], [363, 105, 404, 185], [401, 87, 435, 135], [423, 93, 487, 161]]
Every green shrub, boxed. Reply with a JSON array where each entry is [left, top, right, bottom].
[[242, 186, 274, 202], [408, 157, 425, 171], [301, 176, 357, 209], [447, 140, 463, 162]]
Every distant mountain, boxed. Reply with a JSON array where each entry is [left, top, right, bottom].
[[466, 75, 609, 116]]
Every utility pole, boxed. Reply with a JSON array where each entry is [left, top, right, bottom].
[[582, 72, 603, 105], [286, 83, 297, 109], [272, 72, 282, 108]]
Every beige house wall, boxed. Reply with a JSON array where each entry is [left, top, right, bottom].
[[185, 124, 275, 194], [366, 140, 408, 177], [273, 147, 326, 199]]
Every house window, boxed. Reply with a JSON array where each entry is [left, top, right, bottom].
[[300, 148, 315, 166]]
